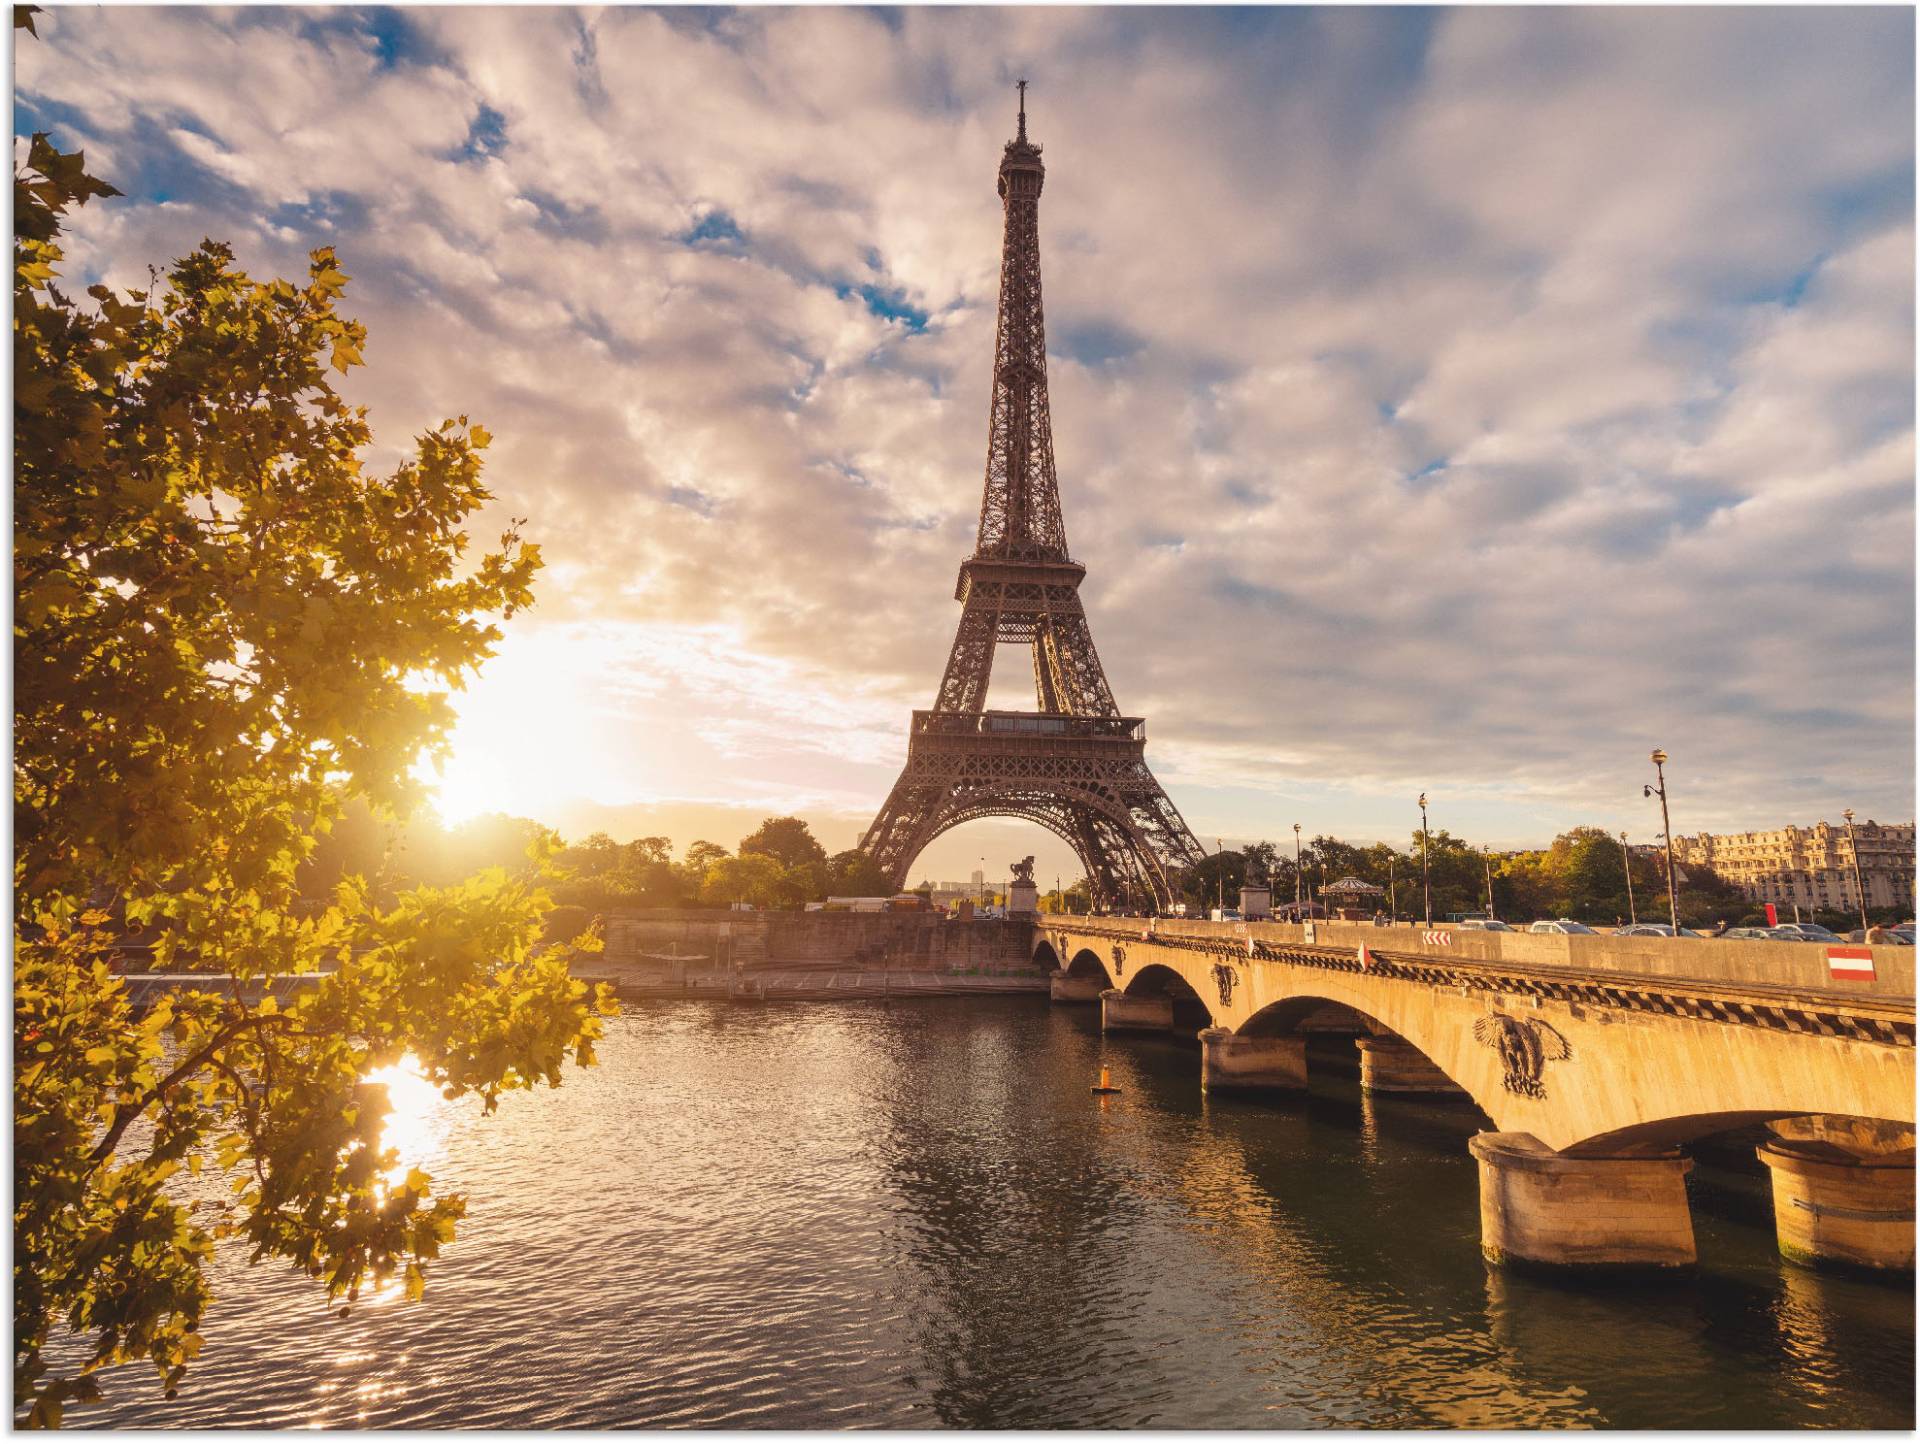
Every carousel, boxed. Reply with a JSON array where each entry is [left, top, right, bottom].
[[1317, 875, 1386, 921]]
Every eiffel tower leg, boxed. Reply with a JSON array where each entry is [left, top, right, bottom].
[[860, 772, 949, 886], [934, 600, 1000, 715]]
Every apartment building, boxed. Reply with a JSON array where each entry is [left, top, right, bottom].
[[1669, 819, 1916, 914]]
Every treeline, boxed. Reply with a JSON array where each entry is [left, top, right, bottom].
[[1175, 825, 1755, 927], [300, 805, 894, 920], [304, 808, 1775, 931]]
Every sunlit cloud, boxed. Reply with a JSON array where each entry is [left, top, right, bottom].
[[21, 5, 1912, 881]]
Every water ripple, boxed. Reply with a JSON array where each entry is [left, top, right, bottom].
[[41, 999, 1915, 1428]]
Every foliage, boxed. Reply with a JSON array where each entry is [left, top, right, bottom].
[[1181, 849, 1247, 912], [1041, 878, 1092, 914], [699, 852, 788, 908], [736, 815, 827, 871], [548, 831, 678, 912], [682, 840, 730, 874], [13, 132, 610, 1425], [823, 848, 892, 899]]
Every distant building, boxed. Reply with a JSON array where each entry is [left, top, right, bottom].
[[1669, 820, 1916, 914]]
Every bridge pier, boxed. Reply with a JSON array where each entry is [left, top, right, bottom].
[[1757, 1117, 1915, 1273], [1355, 1036, 1467, 1096], [1470, 1132, 1695, 1269], [1049, 970, 1103, 1003], [1101, 989, 1174, 1034], [1199, 1029, 1307, 1093]]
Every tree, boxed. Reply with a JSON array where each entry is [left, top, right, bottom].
[[700, 853, 784, 907], [824, 848, 891, 899], [549, 831, 679, 913], [1242, 840, 1279, 883], [737, 816, 827, 871], [1183, 850, 1246, 913], [683, 840, 730, 873], [1042, 878, 1092, 914], [13, 131, 610, 1426]]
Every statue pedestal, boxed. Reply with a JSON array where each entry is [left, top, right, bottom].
[[1008, 880, 1039, 917], [1239, 884, 1272, 920]]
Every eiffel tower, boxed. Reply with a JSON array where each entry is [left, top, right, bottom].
[[861, 85, 1206, 910]]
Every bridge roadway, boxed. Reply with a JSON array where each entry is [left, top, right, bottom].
[[1036, 917, 1915, 1273]]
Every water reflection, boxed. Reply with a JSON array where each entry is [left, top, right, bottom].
[[39, 1001, 1916, 1429], [363, 1054, 446, 1188]]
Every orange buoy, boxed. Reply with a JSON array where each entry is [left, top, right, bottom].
[[1090, 1065, 1121, 1094]]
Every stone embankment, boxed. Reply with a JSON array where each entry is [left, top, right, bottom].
[[584, 909, 1043, 1002]]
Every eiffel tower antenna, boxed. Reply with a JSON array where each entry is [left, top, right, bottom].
[[859, 90, 1205, 910]]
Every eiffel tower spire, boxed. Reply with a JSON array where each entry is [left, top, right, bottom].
[[859, 88, 1205, 909], [977, 78, 1066, 563]]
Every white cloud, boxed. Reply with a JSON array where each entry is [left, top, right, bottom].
[[18, 5, 1912, 882]]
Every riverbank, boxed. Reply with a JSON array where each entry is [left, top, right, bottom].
[[579, 962, 1048, 1003]]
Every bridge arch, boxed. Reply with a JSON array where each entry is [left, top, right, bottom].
[[1123, 961, 1216, 1029], [1031, 937, 1062, 973], [1238, 988, 1499, 1118], [1063, 946, 1113, 985], [1567, 1108, 1917, 1156]]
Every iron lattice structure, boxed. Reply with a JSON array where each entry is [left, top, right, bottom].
[[861, 91, 1206, 909]]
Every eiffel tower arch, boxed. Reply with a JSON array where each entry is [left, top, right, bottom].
[[861, 87, 1206, 910]]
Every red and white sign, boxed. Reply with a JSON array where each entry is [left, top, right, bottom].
[[1422, 929, 1453, 947], [1764, 903, 1779, 927], [1827, 946, 1876, 982], [1357, 944, 1373, 971]]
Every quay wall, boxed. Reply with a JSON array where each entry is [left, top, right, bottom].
[[603, 909, 1040, 975]]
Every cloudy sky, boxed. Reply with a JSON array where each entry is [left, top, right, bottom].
[[19, 5, 1915, 885]]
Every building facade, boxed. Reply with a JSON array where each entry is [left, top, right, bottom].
[[1669, 820, 1916, 915]]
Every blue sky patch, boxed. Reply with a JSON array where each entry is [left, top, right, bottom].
[[684, 210, 746, 248], [840, 281, 928, 331]]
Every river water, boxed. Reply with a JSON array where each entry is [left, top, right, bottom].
[[61, 998, 1913, 1428]]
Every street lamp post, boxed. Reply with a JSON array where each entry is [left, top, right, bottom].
[[978, 857, 985, 913], [1418, 793, 1432, 928], [1483, 845, 1495, 921], [1643, 750, 1680, 933], [1292, 824, 1303, 916], [1619, 831, 1637, 926], [1388, 854, 1396, 919], [1843, 809, 1870, 935]]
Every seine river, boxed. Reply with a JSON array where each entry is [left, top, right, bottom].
[[63, 999, 1913, 1428]]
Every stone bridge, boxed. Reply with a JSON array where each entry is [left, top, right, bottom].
[[1036, 917, 1915, 1274]]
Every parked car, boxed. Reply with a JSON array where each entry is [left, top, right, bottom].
[[1614, 923, 1704, 938], [1527, 919, 1598, 935], [1767, 923, 1844, 943], [1846, 928, 1915, 946], [1723, 926, 1777, 940], [1456, 919, 1514, 932]]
